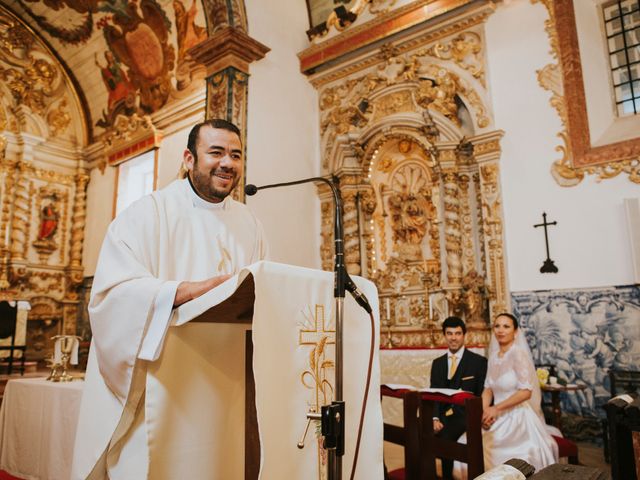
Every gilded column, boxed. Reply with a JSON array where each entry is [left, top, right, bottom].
[[318, 184, 335, 272], [359, 186, 377, 277], [342, 190, 361, 275], [69, 173, 89, 275], [457, 173, 476, 275], [9, 163, 30, 264], [472, 131, 509, 317], [442, 169, 463, 285], [0, 157, 16, 289]]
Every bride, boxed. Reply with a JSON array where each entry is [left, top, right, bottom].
[[481, 312, 558, 470], [454, 313, 558, 478]]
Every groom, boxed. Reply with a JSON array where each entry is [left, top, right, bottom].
[[430, 316, 487, 479]]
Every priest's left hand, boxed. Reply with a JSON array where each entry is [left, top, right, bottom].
[[173, 274, 232, 306]]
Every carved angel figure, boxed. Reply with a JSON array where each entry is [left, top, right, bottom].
[[388, 192, 430, 245]]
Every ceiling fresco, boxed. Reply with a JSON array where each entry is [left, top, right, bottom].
[[3, 0, 209, 138]]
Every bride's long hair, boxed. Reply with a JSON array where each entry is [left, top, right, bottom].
[[487, 313, 544, 420]]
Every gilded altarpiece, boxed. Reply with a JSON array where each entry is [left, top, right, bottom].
[[0, 7, 88, 360], [306, 1, 508, 347]]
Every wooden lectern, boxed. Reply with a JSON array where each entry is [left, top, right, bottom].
[[191, 274, 259, 480], [174, 261, 384, 480]]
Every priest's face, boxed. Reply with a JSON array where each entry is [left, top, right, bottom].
[[184, 126, 243, 203], [444, 326, 465, 354]]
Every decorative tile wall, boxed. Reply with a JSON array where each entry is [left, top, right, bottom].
[[512, 285, 640, 418]]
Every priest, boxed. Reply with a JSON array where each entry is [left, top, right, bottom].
[[71, 119, 268, 479]]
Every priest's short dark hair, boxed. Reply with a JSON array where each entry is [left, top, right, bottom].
[[187, 119, 241, 159]]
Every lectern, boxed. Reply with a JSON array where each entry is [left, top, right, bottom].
[[158, 261, 384, 480], [189, 274, 260, 479]]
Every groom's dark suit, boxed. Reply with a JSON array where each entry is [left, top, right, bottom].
[[430, 348, 487, 479]]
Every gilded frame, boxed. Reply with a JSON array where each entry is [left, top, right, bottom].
[[539, 0, 640, 184]]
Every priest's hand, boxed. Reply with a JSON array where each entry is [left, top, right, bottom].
[[173, 274, 232, 307]]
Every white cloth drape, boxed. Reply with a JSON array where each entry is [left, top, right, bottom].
[[158, 261, 385, 479]]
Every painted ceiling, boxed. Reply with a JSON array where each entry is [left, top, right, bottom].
[[2, 0, 211, 141]]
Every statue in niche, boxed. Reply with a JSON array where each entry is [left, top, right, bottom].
[[461, 269, 487, 326], [388, 189, 434, 261], [33, 201, 60, 256], [37, 203, 58, 242]]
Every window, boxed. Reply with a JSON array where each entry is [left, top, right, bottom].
[[603, 0, 640, 116], [114, 149, 156, 217]]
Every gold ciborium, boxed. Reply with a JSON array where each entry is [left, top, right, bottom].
[[50, 335, 81, 382]]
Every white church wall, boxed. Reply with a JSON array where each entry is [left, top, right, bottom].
[[244, 0, 321, 270], [156, 128, 188, 189], [485, 0, 639, 293], [82, 2, 321, 276], [83, 164, 116, 276]]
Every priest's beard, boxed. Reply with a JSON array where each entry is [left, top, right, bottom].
[[189, 162, 239, 203]]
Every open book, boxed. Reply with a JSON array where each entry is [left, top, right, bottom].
[[383, 384, 471, 396]]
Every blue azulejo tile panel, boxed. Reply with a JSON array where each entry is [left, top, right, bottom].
[[512, 285, 640, 418]]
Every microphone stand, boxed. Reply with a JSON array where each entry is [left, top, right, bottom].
[[246, 176, 346, 480]]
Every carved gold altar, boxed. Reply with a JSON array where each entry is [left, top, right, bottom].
[[302, 0, 508, 347], [0, 8, 89, 360]]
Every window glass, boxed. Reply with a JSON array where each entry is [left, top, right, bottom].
[[115, 149, 156, 216]]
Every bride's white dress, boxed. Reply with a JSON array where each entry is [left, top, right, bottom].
[[482, 345, 558, 471], [454, 345, 558, 478]]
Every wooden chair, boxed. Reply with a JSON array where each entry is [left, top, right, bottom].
[[603, 369, 640, 463], [381, 388, 422, 480], [382, 386, 484, 480], [0, 301, 27, 375]]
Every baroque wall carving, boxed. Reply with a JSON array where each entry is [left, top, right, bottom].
[[0, 7, 89, 360], [310, 8, 508, 348]]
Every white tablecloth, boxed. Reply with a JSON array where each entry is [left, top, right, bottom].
[[380, 347, 486, 427], [0, 378, 84, 480]]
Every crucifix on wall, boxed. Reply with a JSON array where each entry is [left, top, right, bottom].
[[534, 212, 559, 274]]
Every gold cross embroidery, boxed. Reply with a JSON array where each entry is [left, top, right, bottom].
[[299, 304, 335, 479]]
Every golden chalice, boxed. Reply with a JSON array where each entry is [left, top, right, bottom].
[[50, 335, 81, 382]]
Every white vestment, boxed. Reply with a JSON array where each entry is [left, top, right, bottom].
[[72, 179, 267, 479]]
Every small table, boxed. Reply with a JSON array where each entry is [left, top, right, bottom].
[[0, 377, 84, 480], [541, 383, 587, 430]]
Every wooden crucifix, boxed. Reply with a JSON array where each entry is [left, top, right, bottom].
[[534, 212, 559, 273]]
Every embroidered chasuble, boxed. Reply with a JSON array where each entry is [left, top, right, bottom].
[[72, 178, 267, 479]]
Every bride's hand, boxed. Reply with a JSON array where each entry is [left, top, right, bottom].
[[482, 405, 499, 428]]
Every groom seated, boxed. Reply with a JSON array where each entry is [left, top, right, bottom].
[[430, 316, 488, 479]]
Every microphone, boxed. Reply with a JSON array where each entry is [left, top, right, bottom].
[[245, 184, 258, 196], [244, 177, 372, 314], [345, 275, 372, 314]]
